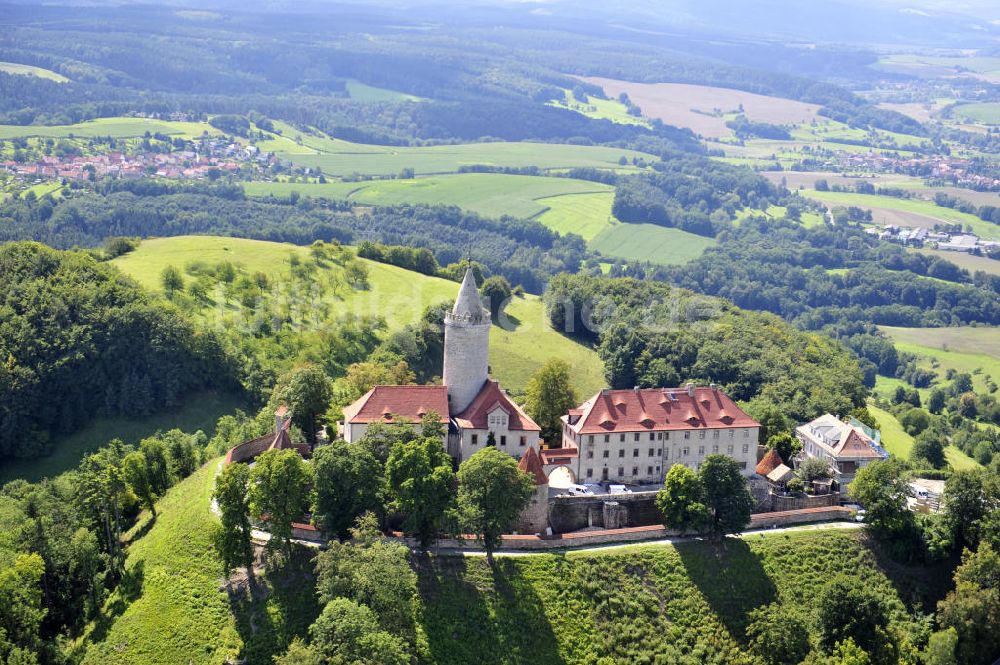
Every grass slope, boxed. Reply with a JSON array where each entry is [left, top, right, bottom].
[[243, 174, 612, 221], [83, 463, 945, 665], [802, 190, 1000, 239], [80, 460, 321, 665], [534, 191, 617, 241], [952, 102, 1000, 124], [112, 236, 606, 396], [0, 390, 243, 486], [260, 130, 648, 178], [345, 79, 422, 102], [589, 223, 717, 265], [0, 117, 217, 140], [868, 402, 980, 470], [0, 61, 69, 82], [880, 326, 1000, 394]]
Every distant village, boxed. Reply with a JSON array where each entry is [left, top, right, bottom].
[[869, 224, 1000, 254]]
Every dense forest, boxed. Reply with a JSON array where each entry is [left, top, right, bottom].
[[543, 273, 868, 423], [0, 242, 238, 460]]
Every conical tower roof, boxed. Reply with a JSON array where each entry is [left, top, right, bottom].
[[450, 267, 489, 323]]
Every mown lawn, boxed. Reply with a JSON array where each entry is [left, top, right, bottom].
[[112, 236, 606, 397], [535, 191, 617, 241], [589, 223, 716, 265], [0, 390, 244, 485]]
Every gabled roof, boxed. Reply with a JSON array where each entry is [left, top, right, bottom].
[[796, 413, 887, 461], [453, 379, 541, 432], [756, 448, 784, 476], [767, 464, 795, 484], [517, 446, 548, 485], [567, 387, 759, 435], [342, 385, 450, 425]]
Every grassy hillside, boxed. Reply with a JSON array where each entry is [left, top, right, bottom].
[[0, 116, 217, 140], [880, 326, 1000, 394], [112, 236, 606, 396], [260, 127, 648, 177], [344, 79, 422, 102], [0, 390, 243, 485], [243, 174, 613, 221], [81, 462, 947, 665], [0, 61, 69, 82], [867, 402, 980, 470], [589, 223, 717, 265]]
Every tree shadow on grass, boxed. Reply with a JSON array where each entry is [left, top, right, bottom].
[[861, 531, 959, 614], [416, 554, 566, 665], [126, 515, 157, 546], [674, 537, 777, 643], [88, 560, 145, 646], [227, 545, 322, 664]]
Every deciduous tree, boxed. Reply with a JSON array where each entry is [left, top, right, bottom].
[[698, 455, 754, 538], [385, 438, 456, 550], [213, 462, 255, 583], [248, 449, 313, 558], [656, 464, 708, 533], [524, 359, 578, 444], [312, 441, 383, 540]]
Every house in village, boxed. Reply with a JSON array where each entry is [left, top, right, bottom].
[[795, 413, 888, 488]]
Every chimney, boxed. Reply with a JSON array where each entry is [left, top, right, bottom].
[[686, 383, 695, 397], [710, 383, 717, 391], [633, 386, 640, 393]]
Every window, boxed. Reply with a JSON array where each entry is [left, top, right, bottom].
[[587, 450, 594, 459], [471, 434, 478, 445], [634, 433, 640, 442], [729, 430, 735, 438], [655, 465, 661, 474], [744, 429, 750, 438], [684, 432, 690, 440], [632, 466, 638, 476], [743, 444, 749, 454], [604, 434, 610, 443], [682, 447, 689, 456], [664, 449, 669, 459], [633, 449, 639, 457], [713, 431, 720, 439], [649, 433, 655, 441], [586, 468, 593, 478], [647, 466, 653, 475], [587, 435, 594, 444], [500, 435, 507, 446], [648, 447, 654, 457], [603, 450, 609, 459], [712, 445, 718, 453], [656, 448, 662, 456], [699, 431, 705, 439], [619, 434, 625, 442], [618, 449, 625, 458], [727, 445, 733, 454], [520, 436, 526, 447], [739, 461, 747, 469], [664, 432, 670, 440], [698, 446, 705, 455], [617, 467, 624, 477]]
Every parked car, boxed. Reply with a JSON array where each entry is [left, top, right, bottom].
[[608, 485, 633, 495], [583, 483, 605, 495], [566, 484, 595, 496]]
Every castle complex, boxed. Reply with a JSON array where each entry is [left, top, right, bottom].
[[341, 267, 541, 464]]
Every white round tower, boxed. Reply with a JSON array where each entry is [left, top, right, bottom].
[[443, 267, 490, 415]]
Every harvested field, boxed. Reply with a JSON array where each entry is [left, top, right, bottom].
[[583, 78, 821, 138]]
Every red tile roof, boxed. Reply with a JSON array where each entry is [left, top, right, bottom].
[[453, 379, 541, 431], [342, 385, 450, 425], [756, 447, 784, 476], [567, 387, 758, 435], [517, 446, 548, 485]]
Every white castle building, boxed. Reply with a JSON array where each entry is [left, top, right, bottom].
[[341, 267, 541, 463]]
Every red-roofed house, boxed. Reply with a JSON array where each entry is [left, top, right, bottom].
[[450, 379, 541, 462], [559, 384, 760, 484], [340, 385, 450, 445], [796, 413, 888, 486]]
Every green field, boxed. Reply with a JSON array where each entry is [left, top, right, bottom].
[[913, 247, 1000, 277], [344, 79, 422, 103], [0, 390, 243, 485], [0, 116, 217, 140], [535, 191, 618, 241], [802, 190, 1000, 239], [546, 88, 651, 127], [82, 457, 945, 665], [589, 223, 717, 265], [259, 128, 649, 178], [244, 174, 613, 221], [867, 402, 979, 470], [0, 61, 69, 82], [880, 326, 1000, 394], [952, 102, 1000, 125], [111, 236, 606, 397]]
